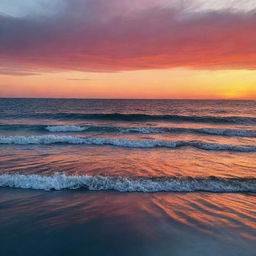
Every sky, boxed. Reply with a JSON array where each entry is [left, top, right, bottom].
[[0, 0, 256, 99]]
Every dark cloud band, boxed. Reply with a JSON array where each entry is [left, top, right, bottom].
[[0, 0, 256, 75]]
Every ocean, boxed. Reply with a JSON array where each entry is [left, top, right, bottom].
[[0, 98, 256, 255]]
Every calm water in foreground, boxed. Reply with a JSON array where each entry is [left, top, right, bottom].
[[0, 98, 256, 255]]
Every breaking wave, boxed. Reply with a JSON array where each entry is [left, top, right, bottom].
[[46, 125, 256, 137], [0, 135, 256, 152], [1, 113, 256, 124], [1, 124, 256, 137], [0, 174, 255, 192], [46, 125, 88, 132]]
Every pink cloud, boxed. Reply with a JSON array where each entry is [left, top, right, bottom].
[[0, 0, 256, 75]]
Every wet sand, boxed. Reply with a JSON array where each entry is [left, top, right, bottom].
[[1, 188, 255, 256]]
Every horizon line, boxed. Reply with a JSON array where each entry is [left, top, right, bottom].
[[0, 97, 255, 101]]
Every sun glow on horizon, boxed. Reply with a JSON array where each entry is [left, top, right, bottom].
[[1, 69, 255, 99]]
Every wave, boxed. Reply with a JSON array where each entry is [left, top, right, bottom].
[[46, 125, 88, 132], [46, 125, 256, 137], [0, 135, 256, 152], [1, 124, 256, 137], [1, 113, 256, 124], [0, 174, 255, 192], [0, 124, 45, 131]]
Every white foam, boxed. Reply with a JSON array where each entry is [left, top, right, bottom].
[[44, 125, 256, 137], [120, 127, 164, 134], [46, 125, 88, 132], [200, 128, 256, 137], [0, 135, 255, 152], [0, 174, 255, 192], [123, 127, 256, 137]]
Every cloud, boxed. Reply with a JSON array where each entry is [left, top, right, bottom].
[[0, 0, 65, 17], [0, 0, 256, 75], [66, 78, 91, 81], [0, 67, 39, 76]]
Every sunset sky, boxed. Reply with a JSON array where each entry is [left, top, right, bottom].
[[0, 0, 256, 99]]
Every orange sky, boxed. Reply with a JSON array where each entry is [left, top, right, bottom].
[[1, 69, 256, 99], [0, 0, 256, 99]]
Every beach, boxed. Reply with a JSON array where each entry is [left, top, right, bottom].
[[1, 188, 255, 256]]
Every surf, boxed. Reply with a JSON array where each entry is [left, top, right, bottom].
[[0, 135, 256, 152], [1, 174, 255, 192], [1, 124, 256, 137]]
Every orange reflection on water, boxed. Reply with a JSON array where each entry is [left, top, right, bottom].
[[152, 193, 256, 240]]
